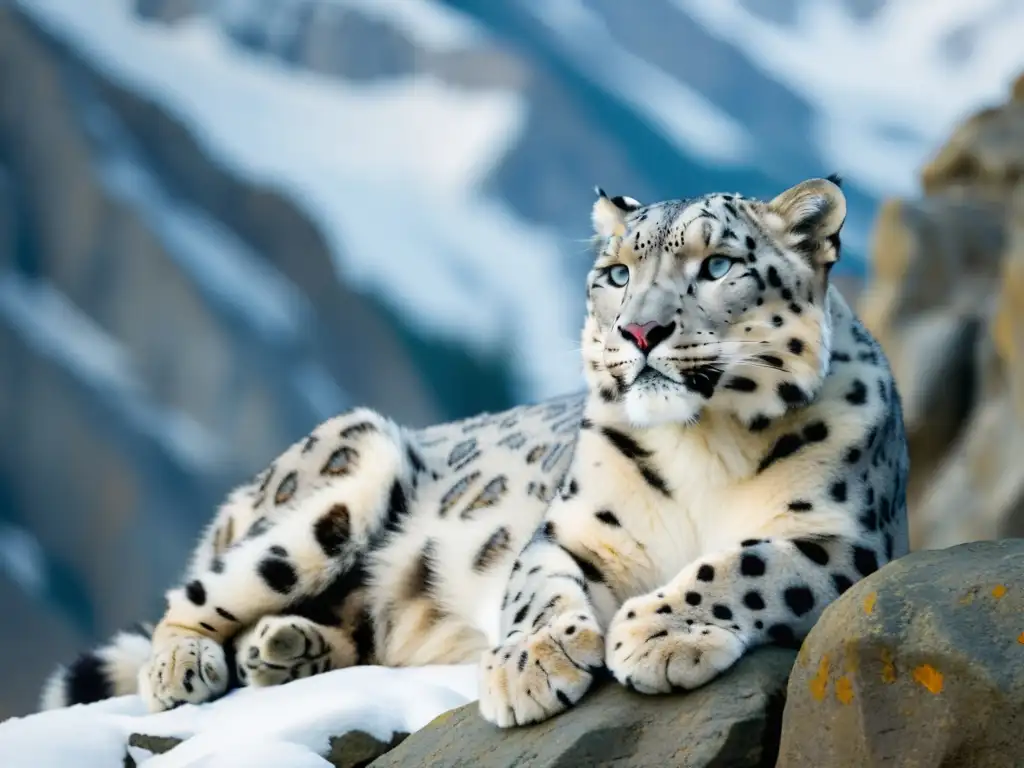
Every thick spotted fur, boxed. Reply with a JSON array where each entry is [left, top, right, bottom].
[[41, 177, 908, 730]]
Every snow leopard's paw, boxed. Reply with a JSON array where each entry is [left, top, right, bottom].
[[235, 615, 337, 688], [140, 626, 228, 711], [478, 611, 603, 727]]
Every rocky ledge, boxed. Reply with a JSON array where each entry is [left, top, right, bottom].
[[114, 540, 1024, 767]]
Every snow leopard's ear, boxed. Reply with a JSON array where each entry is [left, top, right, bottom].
[[592, 187, 642, 238], [767, 176, 847, 268]]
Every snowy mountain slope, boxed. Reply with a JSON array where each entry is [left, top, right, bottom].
[[19, 0, 586, 404], [25, 0, 1018, 404], [444, 0, 1023, 259], [673, 0, 1024, 196]]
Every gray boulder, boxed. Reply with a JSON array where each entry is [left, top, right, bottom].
[[778, 539, 1024, 767]]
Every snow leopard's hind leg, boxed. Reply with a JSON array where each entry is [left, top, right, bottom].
[[37, 479, 259, 711], [141, 408, 421, 712]]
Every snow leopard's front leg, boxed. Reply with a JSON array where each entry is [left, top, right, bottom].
[[606, 534, 880, 694], [478, 509, 611, 728], [142, 410, 414, 712]]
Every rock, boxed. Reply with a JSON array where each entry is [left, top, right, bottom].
[[860, 192, 1003, 520], [920, 97, 1024, 201], [778, 539, 1024, 768], [328, 730, 409, 768], [859, 195, 1005, 517], [911, 186, 1024, 546], [993, 188, 1024, 421], [991, 185, 1024, 418], [370, 647, 795, 768], [1014, 72, 1024, 103], [124, 733, 181, 767], [123, 729, 408, 768], [0, 167, 15, 272], [861, 71, 1024, 548], [913, 394, 1024, 546], [133, 0, 203, 25]]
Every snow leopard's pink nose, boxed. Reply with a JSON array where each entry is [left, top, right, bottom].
[[619, 321, 675, 353]]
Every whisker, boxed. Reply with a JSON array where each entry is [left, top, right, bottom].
[[671, 340, 770, 351], [701, 342, 771, 349], [730, 359, 792, 374]]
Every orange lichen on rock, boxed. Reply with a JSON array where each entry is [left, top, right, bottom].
[[863, 592, 877, 615], [809, 655, 830, 702], [835, 675, 855, 705], [912, 664, 944, 694]]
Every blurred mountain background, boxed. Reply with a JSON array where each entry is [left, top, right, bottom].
[[0, 0, 1021, 719]]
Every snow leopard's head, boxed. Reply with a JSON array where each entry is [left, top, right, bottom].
[[581, 177, 846, 429]]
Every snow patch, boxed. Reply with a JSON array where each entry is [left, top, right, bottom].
[[0, 664, 478, 767]]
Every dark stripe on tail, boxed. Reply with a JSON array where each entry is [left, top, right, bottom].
[[65, 653, 113, 706]]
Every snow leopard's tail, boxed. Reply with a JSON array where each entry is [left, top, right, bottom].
[[39, 622, 154, 710]]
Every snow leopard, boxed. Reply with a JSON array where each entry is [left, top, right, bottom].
[[41, 176, 909, 729]]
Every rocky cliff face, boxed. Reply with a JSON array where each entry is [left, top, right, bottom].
[[859, 73, 1024, 550]]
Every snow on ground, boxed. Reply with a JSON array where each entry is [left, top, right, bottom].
[[673, 0, 1024, 197], [18, 0, 585, 403], [0, 664, 478, 767]]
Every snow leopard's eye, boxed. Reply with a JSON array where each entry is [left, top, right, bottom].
[[698, 255, 734, 281], [607, 264, 630, 287]]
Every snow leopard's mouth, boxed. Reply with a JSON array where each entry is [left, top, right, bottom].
[[630, 366, 678, 390], [633, 363, 722, 399], [632, 367, 667, 385], [680, 365, 724, 399], [632, 362, 721, 395]]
